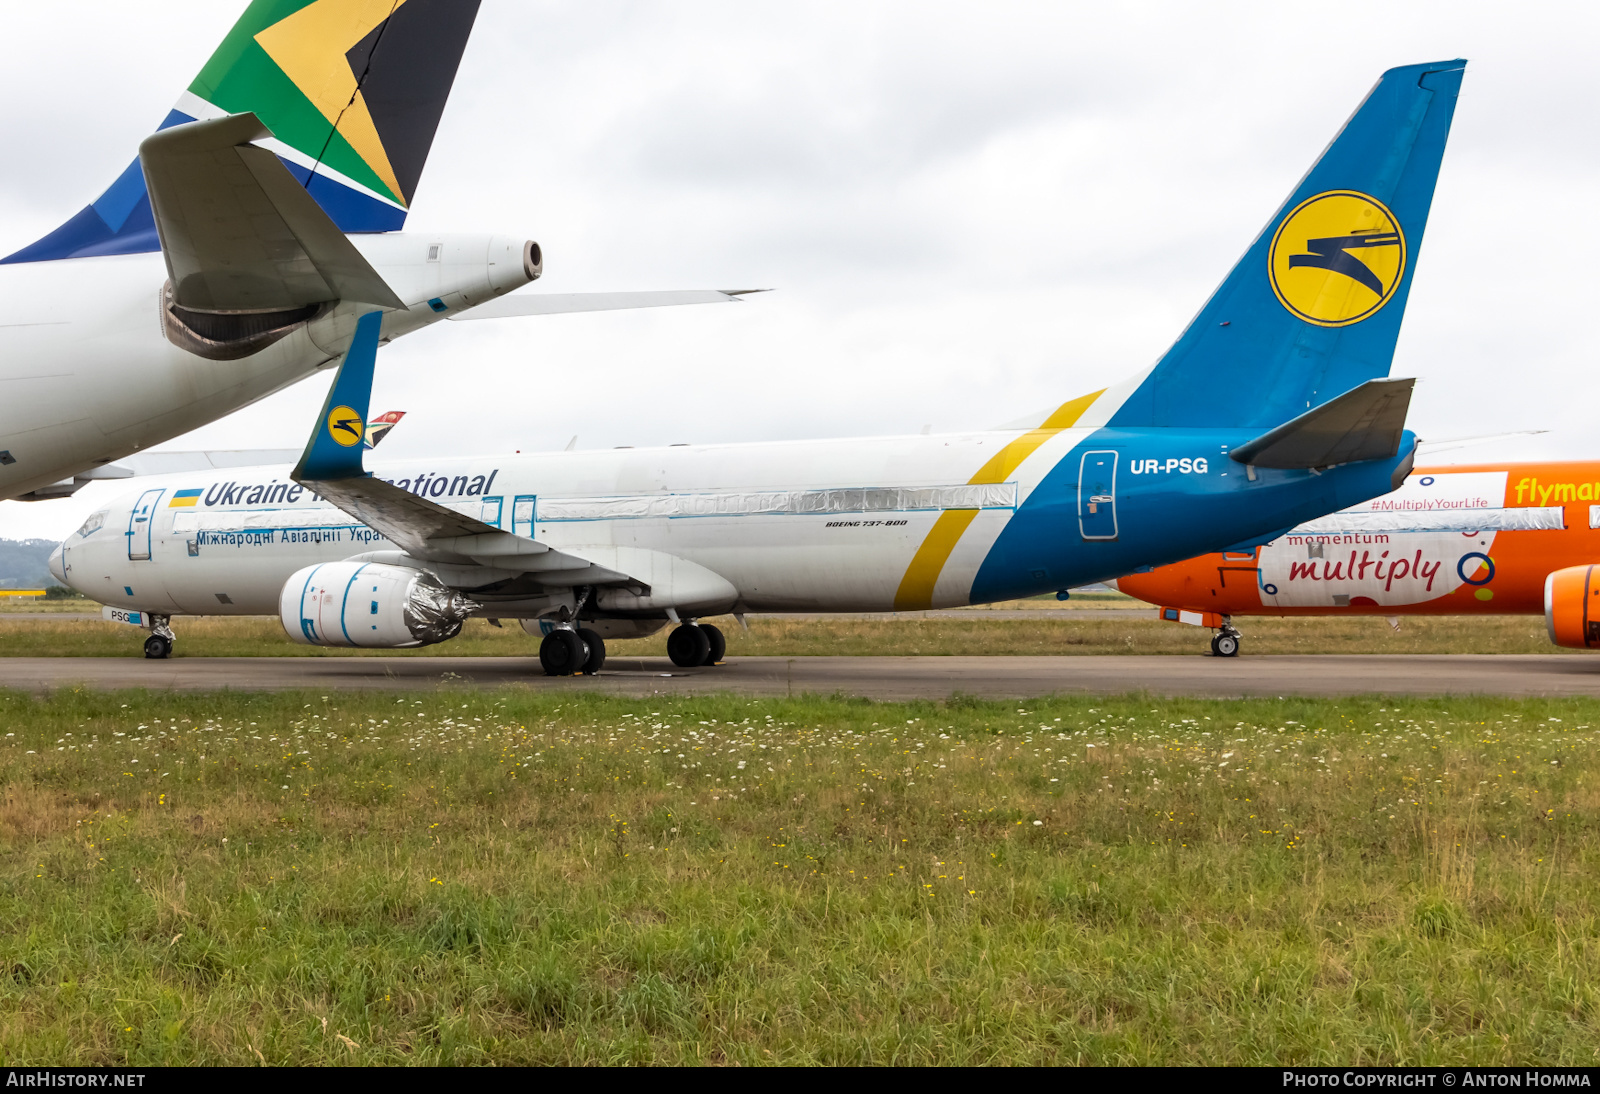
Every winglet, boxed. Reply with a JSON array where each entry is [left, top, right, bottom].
[[293, 311, 383, 482]]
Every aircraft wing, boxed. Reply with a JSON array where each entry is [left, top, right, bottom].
[[309, 475, 632, 584], [448, 288, 767, 321], [290, 310, 633, 584], [71, 413, 405, 483], [139, 113, 403, 312]]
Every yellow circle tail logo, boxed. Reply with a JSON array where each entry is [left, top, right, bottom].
[[1268, 190, 1405, 327], [327, 405, 364, 448]]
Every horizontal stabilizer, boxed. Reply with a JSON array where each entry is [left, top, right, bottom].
[[85, 450, 302, 479], [11, 447, 308, 500], [1229, 378, 1414, 469], [85, 413, 407, 480], [1415, 429, 1547, 456], [140, 114, 403, 311], [1293, 507, 1565, 536], [71, 413, 404, 487], [448, 289, 766, 321]]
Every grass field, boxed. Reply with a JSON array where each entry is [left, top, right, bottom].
[[2, 688, 1598, 1064], [0, 612, 1570, 659]]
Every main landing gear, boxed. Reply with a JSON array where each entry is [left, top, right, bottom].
[[1210, 618, 1242, 658], [143, 615, 175, 660], [667, 622, 725, 668], [540, 627, 607, 677], [537, 588, 608, 677]]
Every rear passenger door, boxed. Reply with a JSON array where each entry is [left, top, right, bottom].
[[1077, 452, 1118, 540]]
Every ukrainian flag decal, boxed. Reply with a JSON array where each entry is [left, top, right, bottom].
[[169, 489, 203, 508]]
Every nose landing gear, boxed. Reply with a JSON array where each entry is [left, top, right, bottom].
[[1210, 618, 1242, 658]]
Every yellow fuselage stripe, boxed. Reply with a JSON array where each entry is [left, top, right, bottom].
[[891, 389, 1105, 610]]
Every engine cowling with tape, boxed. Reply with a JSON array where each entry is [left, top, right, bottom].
[[1543, 565, 1600, 649], [280, 562, 477, 648]]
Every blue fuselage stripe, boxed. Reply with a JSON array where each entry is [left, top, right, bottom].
[[298, 565, 323, 644], [338, 565, 369, 645]]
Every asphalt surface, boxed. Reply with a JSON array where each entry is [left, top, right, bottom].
[[0, 654, 1596, 699], [0, 608, 1153, 623], [750, 609, 1154, 620]]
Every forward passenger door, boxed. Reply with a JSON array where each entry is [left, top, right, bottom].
[[125, 489, 164, 561]]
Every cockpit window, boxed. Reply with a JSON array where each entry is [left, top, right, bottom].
[[77, 511, 106, 538]]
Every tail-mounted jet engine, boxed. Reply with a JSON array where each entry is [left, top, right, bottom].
[[1544, 566, 1600, 649], [280, 562, 477, 649]]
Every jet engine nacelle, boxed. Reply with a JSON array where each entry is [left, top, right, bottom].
[[280, 562, 477, 648], [1544, 565, 1600, 649]]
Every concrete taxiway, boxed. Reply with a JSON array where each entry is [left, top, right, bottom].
[[0, 654, 1595, 699]]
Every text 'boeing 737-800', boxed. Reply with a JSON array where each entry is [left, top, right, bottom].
[[50, 61, 1467, 673]]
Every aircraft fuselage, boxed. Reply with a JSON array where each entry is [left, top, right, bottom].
[[56, 428, 1411, 621], [0, 233, 533, 501]]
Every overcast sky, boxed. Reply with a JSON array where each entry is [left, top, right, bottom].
[[1, 1, 1596, 540]]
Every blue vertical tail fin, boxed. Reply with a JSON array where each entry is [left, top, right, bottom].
[[1108, 60, 1465, 430]]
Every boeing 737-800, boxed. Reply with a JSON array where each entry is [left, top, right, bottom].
[[52, 62, 1466, 673], [0, 0, 750, 505]]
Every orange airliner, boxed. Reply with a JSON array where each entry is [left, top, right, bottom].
[[1112, 462, 1600, 656]]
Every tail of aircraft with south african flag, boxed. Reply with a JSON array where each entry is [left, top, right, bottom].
[[4, 0, 481, 264]]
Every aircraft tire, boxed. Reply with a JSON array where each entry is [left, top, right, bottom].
[[540, 629, 585, 676], [577, 628, 607, 674], [667, 624, 711, 668], [700, 623, 726, 666], [144, 635, 172, 660], [1214, 633, 1240, 658]]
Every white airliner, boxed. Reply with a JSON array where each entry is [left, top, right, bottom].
[[0, 2, 748, 504], [50, 61, 1470, 674]]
